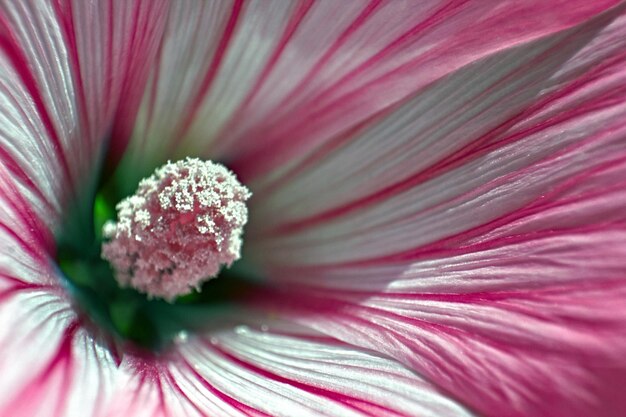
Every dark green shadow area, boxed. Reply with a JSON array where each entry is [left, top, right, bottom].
[[56, 184, 256, 352]]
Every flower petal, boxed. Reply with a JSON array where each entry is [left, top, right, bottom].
[[0, 161, 131, 416], [0, 3, 169, 415], [102, 317, 473, 417], [0, 291, 97, 417], [120, 0, 307, 180], [225, 0, 621, 181], [244, 8, 626, 417], [117, 0, 620, 179], [253, 281, 626, 417], [0, 0, 168, 209], [250, 7, 626, 269]]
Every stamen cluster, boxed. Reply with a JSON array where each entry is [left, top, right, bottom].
[[102, 158, 251, 301]]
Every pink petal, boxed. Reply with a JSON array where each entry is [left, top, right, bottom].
[[119, 0, 303, 180], [0, 0, 168, 208], [223, 0, 621, 181], [0, 2, 167, 415], [0, 159, 136, 416], [249, 8, 626, 270], [253, 281, 626, 417], [241, 8, 626, 417], [116, 1, 620, 180], [0, 8, 170, 409], [102, 316, 473, 417], [0, 291, 112, 417]]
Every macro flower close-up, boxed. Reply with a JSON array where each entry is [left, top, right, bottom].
[[2, 1, 626, 416]]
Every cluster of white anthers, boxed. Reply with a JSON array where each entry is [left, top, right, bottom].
[[101, 158, 251, 301]]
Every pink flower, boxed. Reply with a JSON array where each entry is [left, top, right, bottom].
[[1, 1, 626, 416]]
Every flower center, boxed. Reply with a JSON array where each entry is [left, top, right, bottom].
[[101, 158, 251, 302]]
